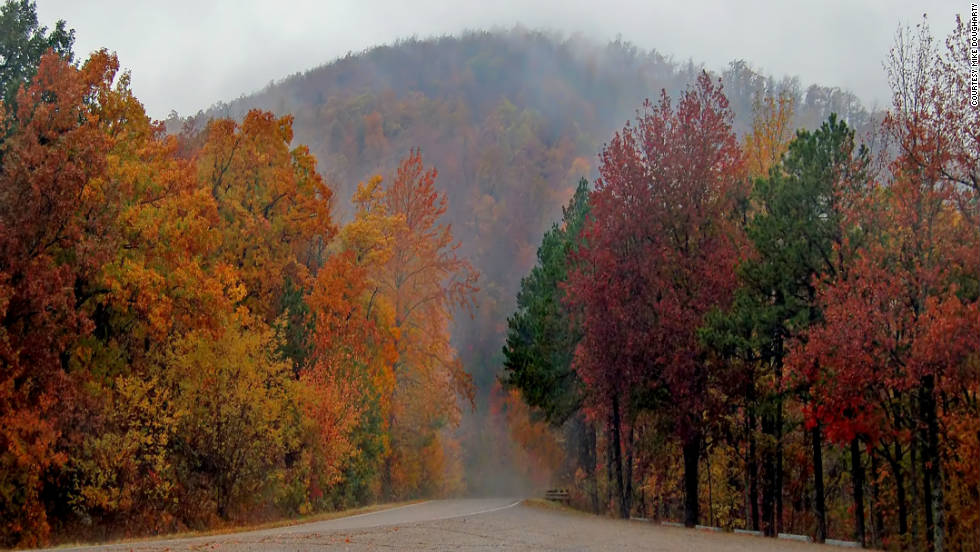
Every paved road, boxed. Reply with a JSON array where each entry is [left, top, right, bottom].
[[48, 498, 830, 551]]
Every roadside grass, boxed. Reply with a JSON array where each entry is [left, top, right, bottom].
[[522, 497, 591, 516], [47, 500, 425, 550]]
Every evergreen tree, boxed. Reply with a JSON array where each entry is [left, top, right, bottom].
[[0, 0, 75, 109], [701, 114, 869, 541], [502, 178, 590, 425]]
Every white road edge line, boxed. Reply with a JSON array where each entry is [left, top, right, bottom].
[[330, 500, 433, 521], [424, 499, 523, 523], [265, 500, 435, 535]]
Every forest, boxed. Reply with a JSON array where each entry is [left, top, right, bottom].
[[0, 2, 477, 546], [503, 19, 978, 552], [0, 0, 976, 550]]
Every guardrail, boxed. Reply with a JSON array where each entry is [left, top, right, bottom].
[[605, 511, 863, 547], [544, 488, 571, 502]]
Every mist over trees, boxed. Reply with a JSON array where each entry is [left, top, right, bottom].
[[183, 28, 882, 493]]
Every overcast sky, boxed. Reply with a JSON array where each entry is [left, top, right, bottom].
[[37, 1, 964, 120]]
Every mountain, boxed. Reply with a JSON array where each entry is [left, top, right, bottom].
[[177, 27, 878, 489]]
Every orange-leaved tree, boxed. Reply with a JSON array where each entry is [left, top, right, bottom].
[[743, 91, 796, 180], [0, 50, 118, 547], [194, 109, 335, 324], [352, 150, 478, 498]]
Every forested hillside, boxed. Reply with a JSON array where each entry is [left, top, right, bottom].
[[183, 29, 879, 492]]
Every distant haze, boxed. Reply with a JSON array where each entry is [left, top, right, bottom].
[[37, 1, 962, 120]]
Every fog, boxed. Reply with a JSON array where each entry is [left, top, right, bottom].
[[37, 0, 963, 120]]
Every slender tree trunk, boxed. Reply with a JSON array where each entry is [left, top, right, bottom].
[[812, 424, 827, 543], [892, 443, 909, 538], [884, 431, 909, 541], [683, 434, 701, 528], [761, 412, 776, 537], [928, 404, 943, 552], [748, 411, 760, 532], [775, 400, 784, 535], [919, 376, 944, 552], [605, 423, 614, 513], [707, 445, 715, 528], [851, 438, 866, 548], [610, 393, 627, 519], [774, 344, 785, 535], [384, 411, 397, 499], [910, 437, 921, 546], [624, 422, 634, 517], [870, 449, 885, 548], [587, 421, 599, 514], [921, 427, 934, 551]]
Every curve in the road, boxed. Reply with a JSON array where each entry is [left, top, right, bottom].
[[45, 497, 522, 551]]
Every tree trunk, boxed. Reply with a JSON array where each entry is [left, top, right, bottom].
[[870, 448, 885, 547], [683, 434, 701, 528], [919, 376, 944, 552], [586, 420, 600, 514], [850, 438, 866, 547], [893, 444, 909, 538], [761, 412, 776, 537], [748, 411, 760, 532], [775, 399, 784, 535], [883, 435, 909, 541], [610, 393, 627, 519], [774, 340, 785, 535], [870, 449, 885, 548], [624, 421, 634, 516], [921, 428, 933, 551], [707, 446, 714, 528], [605, 423, 614, 513], [812, 424, 827, 543], [910, 437, 921, 546]]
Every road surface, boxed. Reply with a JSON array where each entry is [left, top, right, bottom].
[[47, 498, 830, 551]]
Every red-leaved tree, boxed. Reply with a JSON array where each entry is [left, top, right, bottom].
[[567, 71, 745, 524]]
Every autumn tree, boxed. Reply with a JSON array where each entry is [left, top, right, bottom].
[[346, 150, 477, 498], [194, 109, 335, 324], [568, 72, 744, 524], [789, 17, 979, 551], [166, 311, 302, 522], [743, 91, 796, 179], [60, 53, 228, 535], [789, 138, 977, 551], [0, 51, 116, 546], [0, 48, 344, 540], [301, 188, 399, 505]]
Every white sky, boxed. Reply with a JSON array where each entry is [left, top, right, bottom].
[[36, 0, 964, 120]]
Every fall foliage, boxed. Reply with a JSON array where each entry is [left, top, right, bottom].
[[0, 19, 475, 545], [0, 3, 976, 551], [503, 16, 976, 552], [564, 71, 745, 522]]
